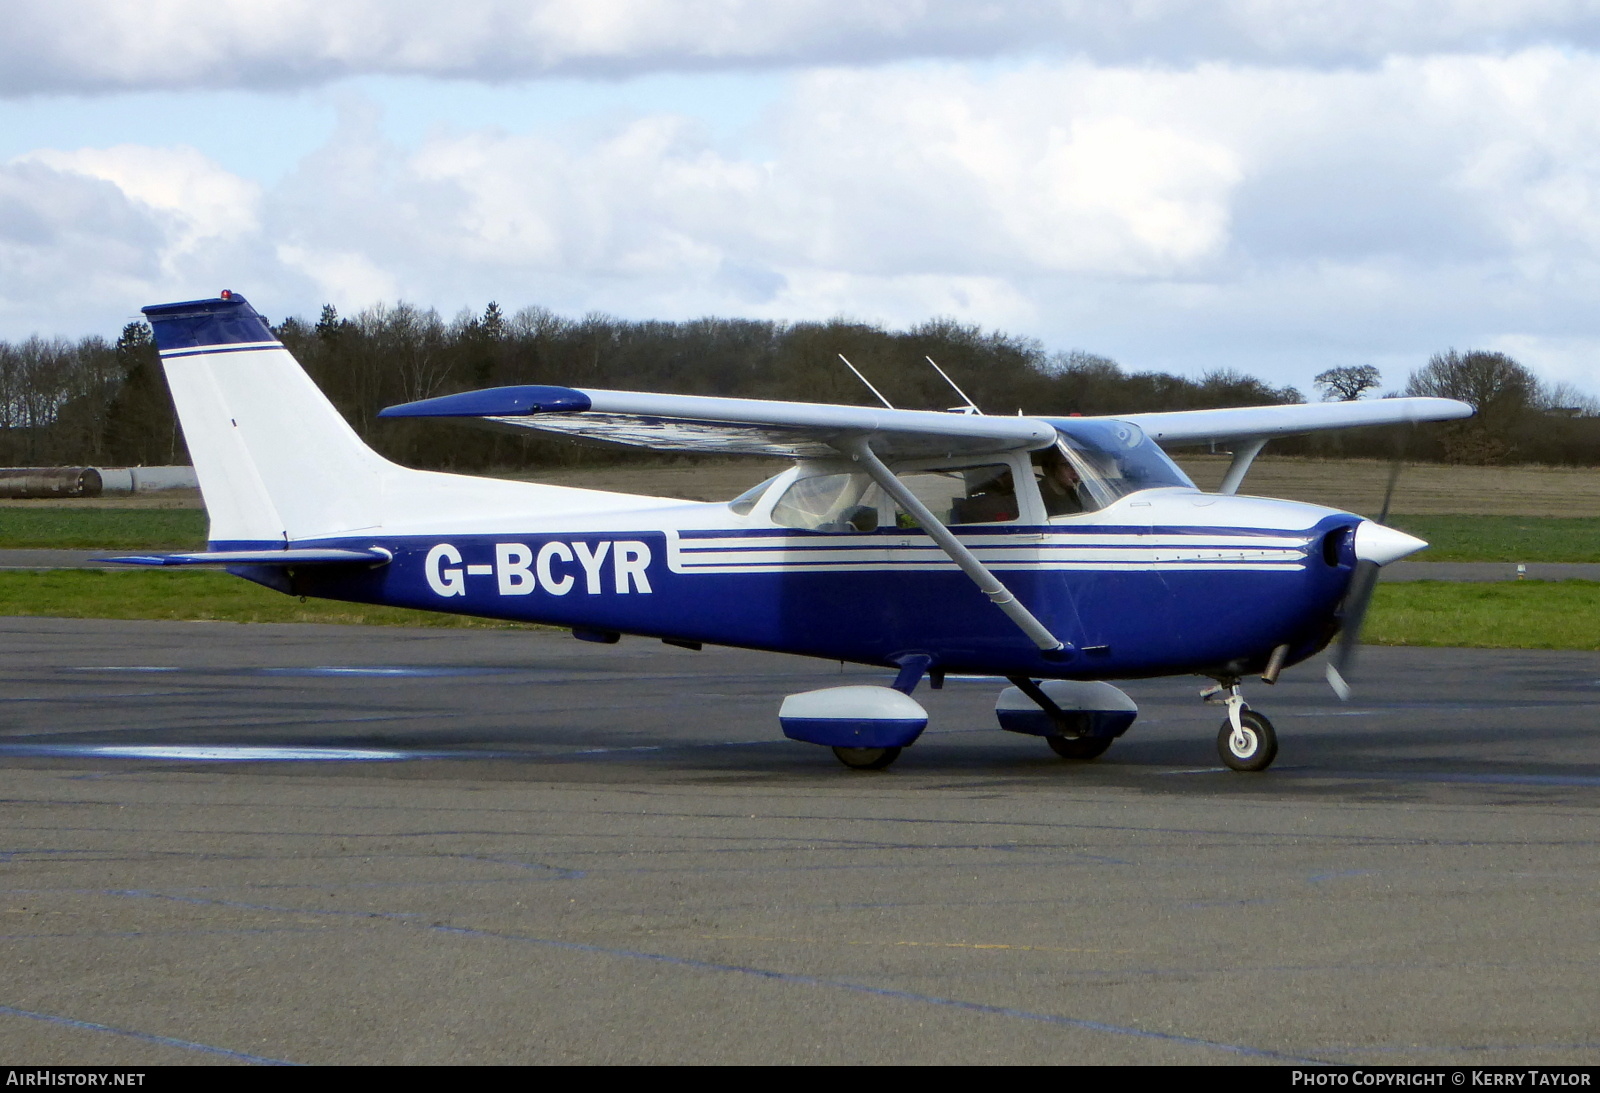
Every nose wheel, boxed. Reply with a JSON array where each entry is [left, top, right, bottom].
[[1218, 710, 1277, 771], [1203, 681, 1280, 771]]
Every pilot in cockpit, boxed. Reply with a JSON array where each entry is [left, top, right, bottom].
[[1035, 447, 1086, 516]]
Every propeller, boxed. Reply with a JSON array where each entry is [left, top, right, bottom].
[[1324, 445, 1411, 700]]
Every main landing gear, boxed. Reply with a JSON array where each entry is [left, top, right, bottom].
[[831, 746, 902, 771], [1202, 680, 1279, 771], [1046, 734, 1113, 761]]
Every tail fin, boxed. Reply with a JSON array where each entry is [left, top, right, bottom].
[[144, 293, 386, 546]]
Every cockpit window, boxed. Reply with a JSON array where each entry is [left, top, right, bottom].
[[768, 461, 1024, 532], [728, 474, 782, 516], [770, 473, 882, 532], [1041, 420, 1194, 512], [894, 464, 1018, 525]]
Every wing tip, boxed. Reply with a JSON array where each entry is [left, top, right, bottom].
[[379, 386, 592, 419]]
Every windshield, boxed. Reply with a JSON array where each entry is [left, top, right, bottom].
[[1045, 419, 1193, 510]]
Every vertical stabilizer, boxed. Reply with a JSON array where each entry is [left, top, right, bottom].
[[143, 293, 385, 546]]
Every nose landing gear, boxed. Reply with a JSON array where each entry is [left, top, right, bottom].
[[1202, 680, 1279, 771]]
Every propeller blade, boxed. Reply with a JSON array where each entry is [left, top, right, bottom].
[[1331, 426, 1410, 699], [1377, 458, 1402, 526], [1328, 557, 1381, 700], [1325, 662, 1351, 701]]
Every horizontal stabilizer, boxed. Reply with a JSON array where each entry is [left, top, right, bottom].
[[99, 548, 393, 568]]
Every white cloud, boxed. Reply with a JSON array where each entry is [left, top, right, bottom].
[[6, 1, 1600, 95], [20, 145, 261, 273], [274, 244, 399, 305], [0, 159, 166, 313], [7, 48, 1600, 395], [0, 145, 298, 336]]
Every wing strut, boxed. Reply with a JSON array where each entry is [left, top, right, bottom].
[[839, 437, 1070, 660], [1218, 438, 1267, 495]]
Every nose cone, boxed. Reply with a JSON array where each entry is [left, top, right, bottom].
[[1353, 520, 1428, 566]]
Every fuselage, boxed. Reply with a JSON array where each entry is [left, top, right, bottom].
[[246, 482, 1364, 681]]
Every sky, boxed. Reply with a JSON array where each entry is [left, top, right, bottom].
[[5, 1, 1600, 398]]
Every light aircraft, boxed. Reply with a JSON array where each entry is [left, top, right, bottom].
[[111, 292, 1473, 772]]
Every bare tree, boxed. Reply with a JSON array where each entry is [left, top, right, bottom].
[[1314, 364, 1381, 401], [1406, 349, 1537, 463]]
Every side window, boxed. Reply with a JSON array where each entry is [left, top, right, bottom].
[[728, 474, 782, 516], [894, 464, 1018, 526], [1032, 446, 1090, 516], [770, 473, 881, 532]]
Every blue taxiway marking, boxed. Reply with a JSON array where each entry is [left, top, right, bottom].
[[0, 745, 493, 762], [108, 890, 1320, 1063], [0, 1004, 297, 1065], [1283, 769, 1600, 788], [424, 923, 1329, 1064], [67, 666, 517, 678]]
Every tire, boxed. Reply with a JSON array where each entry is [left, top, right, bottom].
[[1047, 735, 1112, 761], [1218, 710, 1278, 772], [831, 746, 902, 770]]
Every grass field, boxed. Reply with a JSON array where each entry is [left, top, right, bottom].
[[1176, 454, 1600, 517], [1365, 580, 1600, 650], [0, 508, 206, 550], [1386, 515, 1600, 562], [0, 570, 1594, 650]]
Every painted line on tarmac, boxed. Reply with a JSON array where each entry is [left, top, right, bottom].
[[1314, 1039, 1600, 1057], [111, 889, 1319, 1062], [425, 923, 1329, 1064], [0, 1004, 298, 1065], [0, 744, 518, 762], [65, 665, 518, 678], [1280, 769, 1600, 788]]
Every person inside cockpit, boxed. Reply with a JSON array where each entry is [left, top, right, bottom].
[[1035, 447, 1086, 516]]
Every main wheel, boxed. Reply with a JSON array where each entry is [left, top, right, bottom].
[[1217, 710, 1278, 771], [1047, 735, 1112, 761], [831, 746, 902, 771]]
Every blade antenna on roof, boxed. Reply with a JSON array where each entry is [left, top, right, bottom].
[[837, 354, 895, 409], [925, 356, 982, 415]]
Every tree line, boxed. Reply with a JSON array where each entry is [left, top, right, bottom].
[[1, 301, 1596, 471]]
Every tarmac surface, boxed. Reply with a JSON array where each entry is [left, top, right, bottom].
[[0, 617, 1598, 1065]]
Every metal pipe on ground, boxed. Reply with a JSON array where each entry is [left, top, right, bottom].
[[95, 466, 198, 493], [0, 468, 102, 498]]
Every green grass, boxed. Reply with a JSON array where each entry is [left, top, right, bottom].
[[1389, 515, 1600, 563], [0, 570, 1593, 650], [1365, 580, 1600, 650], [0, 569, 543, 629], [0, 509, 206, 550]]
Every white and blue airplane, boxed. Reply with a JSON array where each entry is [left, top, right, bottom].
[[112, 292, 1473, 772]]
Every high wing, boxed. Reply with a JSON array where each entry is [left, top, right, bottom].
[[1109, 397, 1473, 447], [380, 384, 1472, 457], [379, 385, 1058, 458]]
